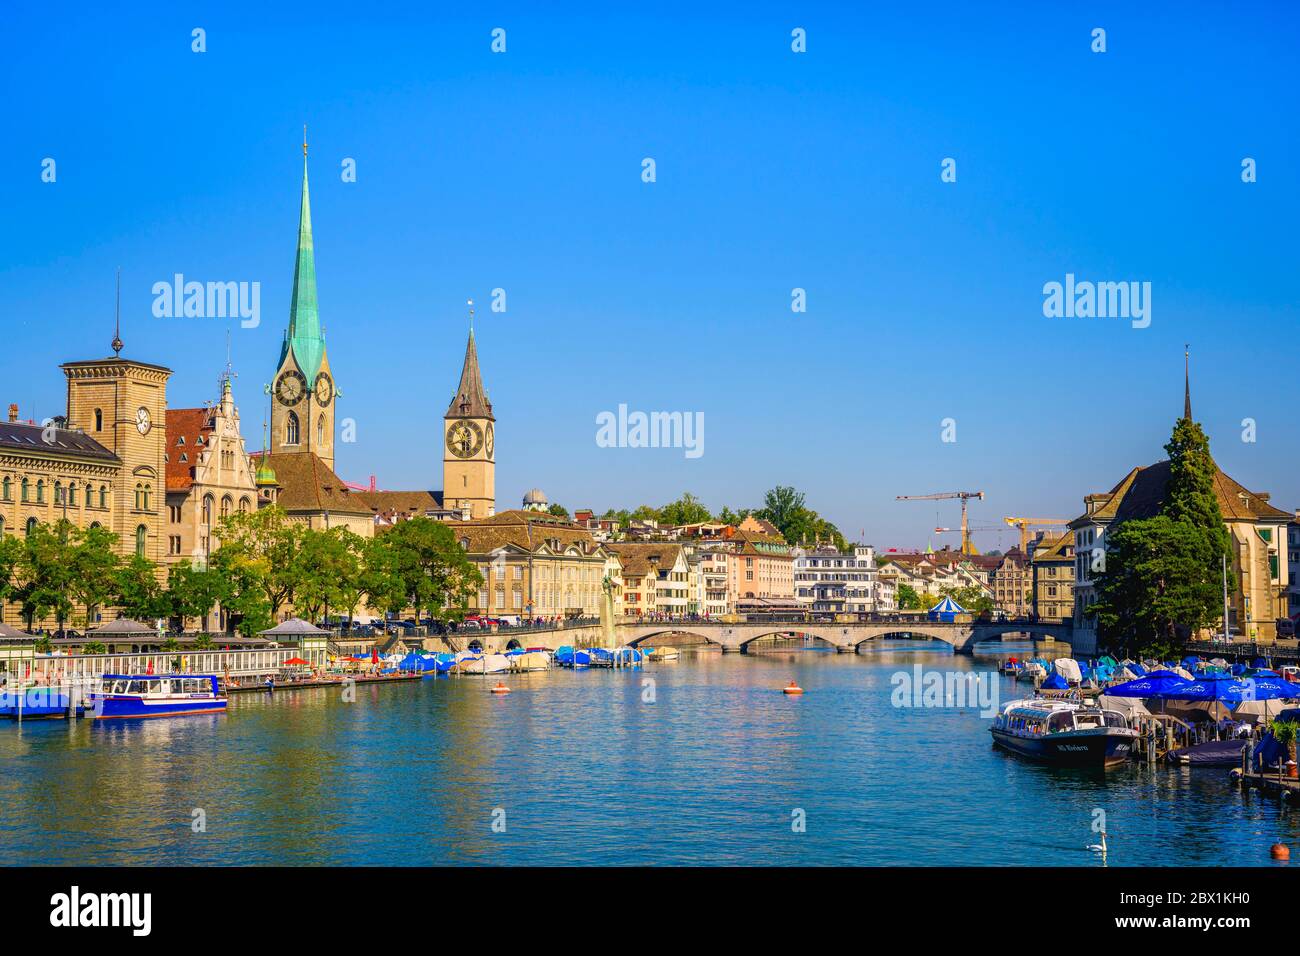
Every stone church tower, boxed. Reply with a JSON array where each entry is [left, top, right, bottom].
[[269, 145, 335, 471], [442, 328, 495, 519]]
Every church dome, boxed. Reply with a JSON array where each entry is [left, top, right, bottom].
[[522, 488, 547, 510], [256, 461, 278, 486]]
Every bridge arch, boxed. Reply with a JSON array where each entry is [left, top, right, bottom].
[[969, 624, 1073, 644], [850, 627, 965, 650], [621, 629, 721, 648]]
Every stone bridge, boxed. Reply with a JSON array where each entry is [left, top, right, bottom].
[[468, 618, 1078, 656]]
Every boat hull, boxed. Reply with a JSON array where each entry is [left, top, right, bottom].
[[991, 727, 1136, 768], [91, 696, 228, 719]]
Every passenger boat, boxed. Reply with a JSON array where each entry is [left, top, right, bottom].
[[990, 697, 1138, 768], [88, 674, 227, 720], [648, 646, 679, 662]]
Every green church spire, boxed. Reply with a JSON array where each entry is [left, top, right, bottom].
[[281, 131, 325, 385]]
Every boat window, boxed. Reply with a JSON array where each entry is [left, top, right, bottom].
[[1103, 711, 1128, 729]]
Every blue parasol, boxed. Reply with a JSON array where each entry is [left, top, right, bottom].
[[1104, 669, 1191, 698]]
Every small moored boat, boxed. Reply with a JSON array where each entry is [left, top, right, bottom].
[[88, 674, 227, 720]]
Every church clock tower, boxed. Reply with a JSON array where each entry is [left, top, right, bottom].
[[443, 321, 495, 519], [270, 136, 336, 470]]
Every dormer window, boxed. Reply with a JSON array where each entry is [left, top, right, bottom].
[[180, 453, 188, 462], [176, 436, 185, 445]]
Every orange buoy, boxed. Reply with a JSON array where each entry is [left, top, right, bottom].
[[1271, 843, 1290, 861], [490, 681, 511, 695], [783, 681, 804, 695]]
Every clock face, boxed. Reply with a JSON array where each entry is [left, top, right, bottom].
[[135, 406, 152, 435], [446, 420, 483, 459], [313, 372, 334, 407], [275, 369, 307, 406], [485, 423, 495, 459]]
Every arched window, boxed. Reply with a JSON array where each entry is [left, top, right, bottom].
[[202, 494, 214, 525], [85, 485, 93, 507], [67, 483, 76, 507], [99, 485, 107, 509], [285, 412, 300, 445], [134, 483, 143, 510], [238, 496, 251, 513], [317, 415, 325, 445], [1, 477, 9, 501], [20, 478, 28, 502], [135, 525, 147, 557], [94, 408, 103, 431], [35, 480, 44, 503], [142, 484, 151, 511], [25, 517, 37, 536], [220, 495, 232, 518], [53, 481, 63, 505], [0, 516, 5, 538]]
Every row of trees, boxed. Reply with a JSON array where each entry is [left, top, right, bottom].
[[0, 509, 483, 638], [589, 486, 850, 551]]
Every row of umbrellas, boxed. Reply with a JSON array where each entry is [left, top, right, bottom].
[[1106, 669, 1300, 706]]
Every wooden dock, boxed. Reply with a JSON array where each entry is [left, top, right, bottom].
[[1233, 768, 1300, 801], [223, 673, 425, 694]]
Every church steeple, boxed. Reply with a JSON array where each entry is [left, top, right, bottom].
[[446, 327, 494, 420], [1183, 344, 1192, 420], [282, 132, 325, 386]]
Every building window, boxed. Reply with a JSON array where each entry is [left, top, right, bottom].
[[169, 505, 182, 523], [1, 477, 9, 501], [85, 485, 93, 507], [169, 535, 182, 555], [67, 483, 76, 506], [238, 497, 251, 513], [202, 495, 214, 525], [25, 517, 37, 536], [220, 495, 232, 518], [135, 525, 147, 557], [285, 412, 300, 445], [94, 408, 102, 431], [99, 486, 107, 509], [20, 478, 28, 502], [134, 483, 143, 510]]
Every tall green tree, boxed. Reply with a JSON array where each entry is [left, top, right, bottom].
[[213, 506, 304, 615], [295, 527, 365, 624], [68, 524, 121, 627], [1093, 415, 1234, 654], [381, 517, 483, 622], [546, 503, 570, 520], [113, 556, 170, 621], [166, 560, 229, 630], [14, 520, 77, 631], [659, 492, 712, 526]]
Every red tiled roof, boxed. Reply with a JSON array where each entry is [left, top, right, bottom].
[[165, 408, 213, 491]]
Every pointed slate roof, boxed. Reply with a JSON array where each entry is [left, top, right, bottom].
[[445, 330, 494, 420], [279, 156, 326, 386]]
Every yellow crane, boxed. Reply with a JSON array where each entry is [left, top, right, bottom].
[[1002, 517, 1070, 554], [896, 491, 985, 555]]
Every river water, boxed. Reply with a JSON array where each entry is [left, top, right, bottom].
[[1, 641, 1293, 866]]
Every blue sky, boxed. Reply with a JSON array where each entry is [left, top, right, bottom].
[[2, 2, 1296, 550]]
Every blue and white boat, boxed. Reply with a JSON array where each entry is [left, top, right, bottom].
[[89, 674, 227, 720]]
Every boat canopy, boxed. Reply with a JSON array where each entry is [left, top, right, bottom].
[[1041, 671, 1070, 690]]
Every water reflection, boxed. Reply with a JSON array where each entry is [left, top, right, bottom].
[[0, 643, 1292, 866]]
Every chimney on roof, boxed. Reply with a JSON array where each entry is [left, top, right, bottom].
[[7, 404, 16, 423]]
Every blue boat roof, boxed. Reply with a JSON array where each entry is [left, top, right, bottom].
[[101, 673, 218, 680]]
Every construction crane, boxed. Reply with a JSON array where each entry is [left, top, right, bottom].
[[896, 491, 985, 555], [1003, 517, 1070, 554], [934, 526, 1006, 552]]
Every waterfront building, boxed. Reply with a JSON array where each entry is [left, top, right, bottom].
[[1030, 532, 1074, 623], [2, 345, 172, 627], [163, 377, 258, 568], [608, 543, 691, 616], [793, 545, 890, 613], [1071, 367, 1292, 642], [457, 510, 609, 619], [727, 531, 795, 602], [697, 546, 732, 616], [1288, 510, 1300, 622], [990, 546, 1032, 617], [876, 550, 990, 604]]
